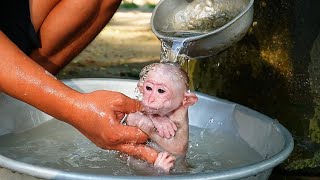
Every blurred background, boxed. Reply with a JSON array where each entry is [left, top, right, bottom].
[[57, 0, 320, 179]]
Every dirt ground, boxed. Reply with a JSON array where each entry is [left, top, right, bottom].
[[57, 10, 161, 80]]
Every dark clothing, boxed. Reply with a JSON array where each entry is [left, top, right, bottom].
[[0, 0, 41, 55]]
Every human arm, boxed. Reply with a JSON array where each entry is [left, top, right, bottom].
[[0, 32, 79, 123], [0, 32, 150, 150]]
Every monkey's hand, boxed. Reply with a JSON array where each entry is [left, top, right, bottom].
[[126, 112, 155, 135], [149, 115, 177, 138], [154, 151, 175, 173]]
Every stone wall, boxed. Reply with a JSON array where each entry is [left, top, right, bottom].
[[187, 0, 320, 175]]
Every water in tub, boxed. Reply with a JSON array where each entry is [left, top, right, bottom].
[[0, 118, 262, 175]]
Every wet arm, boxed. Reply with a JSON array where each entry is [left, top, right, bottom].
[[0, 32, 80, 122], [0, 32, 149, 148]]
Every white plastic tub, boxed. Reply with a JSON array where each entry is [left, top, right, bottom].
[[0, 78, 293, 180]]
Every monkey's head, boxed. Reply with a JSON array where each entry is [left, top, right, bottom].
[[137, 63, 198, 116]]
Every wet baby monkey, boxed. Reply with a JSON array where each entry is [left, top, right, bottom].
[[125, 62, 198, 173]]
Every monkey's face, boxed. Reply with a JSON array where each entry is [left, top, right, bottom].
[[141, 69, 185, 116]]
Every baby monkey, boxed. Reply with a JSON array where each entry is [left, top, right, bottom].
[[125, 62, 198, 173]]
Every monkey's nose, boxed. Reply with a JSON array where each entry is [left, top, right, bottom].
[[148, 95, 155, 103], [147, 91, 157, 103]]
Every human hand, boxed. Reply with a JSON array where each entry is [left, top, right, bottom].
[[68, 90, 148, 148], [64, 90, 158, 164], [150, 115, 177, 138], [154, 151, 176, 173]]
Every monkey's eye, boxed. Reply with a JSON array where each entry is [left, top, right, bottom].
[[146, 86, 152, 91], [158, 89, 166, 93]]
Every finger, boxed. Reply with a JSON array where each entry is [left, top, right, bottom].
[[156, 152, 167, 163], [113, 143, 158, 164], [167, 125, 175, 137], [165, 155, 176, 163], [116, 112, 125, 122], [157, 129, 164, 137], [162, 152, 174, 160], [155, 152, 164, 164], [170, 121, 178, 131], [112, 123, 149, 144], [154, 155, 161, 165], [168, 162, 174, 170], [164, 129, 171, 139], [112, 94, 143, 113], [160, 151, 169, 158]]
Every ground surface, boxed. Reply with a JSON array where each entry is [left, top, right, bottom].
[[57, 10, 160, 80]]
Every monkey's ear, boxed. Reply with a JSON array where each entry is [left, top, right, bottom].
[[182, 92, 198, 107], [137, 81, 144, 92]]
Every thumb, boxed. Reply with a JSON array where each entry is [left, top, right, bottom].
[[114, 96, 143, 113]]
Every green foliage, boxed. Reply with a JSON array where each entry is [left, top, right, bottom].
[[145, 3, 156, 9], [120, 2, 139, 9], [120, 2, 156, 10], [285, 151, 320, 170]]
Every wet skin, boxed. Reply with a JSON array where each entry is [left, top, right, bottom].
[[126, 63, 198, 172], [0, 0, 157, 164]]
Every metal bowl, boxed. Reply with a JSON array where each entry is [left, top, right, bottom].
[[151, 0, 254, 58]]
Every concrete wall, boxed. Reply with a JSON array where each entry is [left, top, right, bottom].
[[188, 0, 320, 175]]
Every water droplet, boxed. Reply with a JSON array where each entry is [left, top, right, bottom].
[[134, 87, 142, 100], [228, 160, 233, 164], [209, 117, 214, 123], [213, 161, 222, 166], [200, 131, 204, 137]]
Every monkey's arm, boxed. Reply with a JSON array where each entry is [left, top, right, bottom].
[[126, 112, 155, 135], [149, 115, 177, 138]]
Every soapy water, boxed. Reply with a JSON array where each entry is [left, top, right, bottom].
[[0, 119, 263, 176], [168, 0, 247, 33], [157, 0, 249, 65]]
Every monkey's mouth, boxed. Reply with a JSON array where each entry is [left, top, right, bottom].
[[143, 106, 160, 113], [143, 106, 168, 117]]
